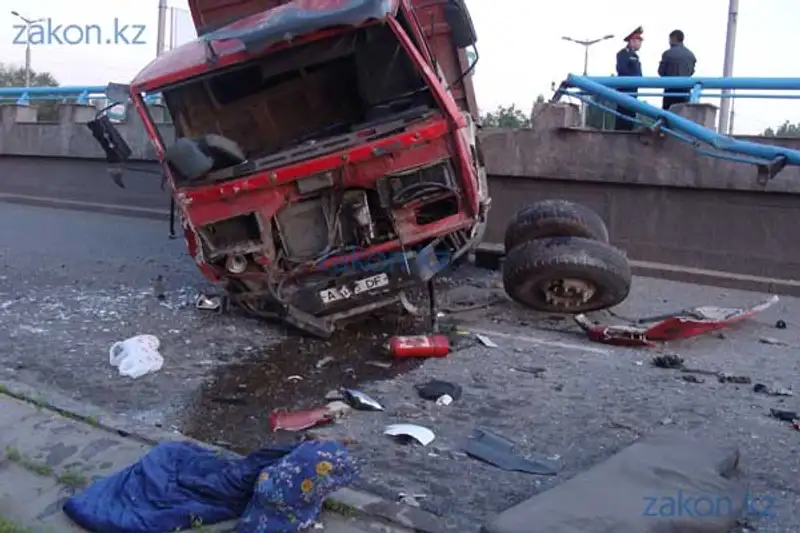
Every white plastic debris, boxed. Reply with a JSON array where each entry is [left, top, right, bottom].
[[384, 424, 436, 446], [109, 334, 164, 379], [436, 394, 453, 406], [475, 333, 498, 348]]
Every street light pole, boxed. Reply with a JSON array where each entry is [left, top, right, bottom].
[[562, 34, 615, 125], [10, 11, 44, 88], [156, 0, 168, 56], [718, 0, 738, 134]]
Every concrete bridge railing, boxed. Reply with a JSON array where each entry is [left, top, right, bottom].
[[1, 101, 799, 293]]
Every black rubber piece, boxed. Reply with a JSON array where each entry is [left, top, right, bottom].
[[164, 138, 214, 181], [502, 236, 631, 313], [504, 199, 609, 253]]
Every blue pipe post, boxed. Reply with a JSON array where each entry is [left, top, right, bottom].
[[565, 74, 800, 165]]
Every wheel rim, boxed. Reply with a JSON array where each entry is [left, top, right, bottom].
[[539, 278, 597, 309]]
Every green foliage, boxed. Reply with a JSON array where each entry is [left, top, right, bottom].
[[480, 103, 530, 128], [479, 95, 557, 129], [763, 121, 800, 137], [0, 63, 60, 121]]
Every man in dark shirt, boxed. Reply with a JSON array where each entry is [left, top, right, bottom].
[[658, 30, 696, 110], [614, 26, 643, 131]]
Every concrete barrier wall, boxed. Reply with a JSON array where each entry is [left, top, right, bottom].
[[1, 102, 799, 285]]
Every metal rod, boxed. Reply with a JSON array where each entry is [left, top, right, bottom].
[[428, 280, 438, 332], [565, 75, 800, 165], [719, 0, 739, 134], [168, 197, 176, 238], [24, 42, 31, 87]]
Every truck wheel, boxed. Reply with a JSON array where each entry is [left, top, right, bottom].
[[504, 200, 609, 253], [502, 237, 631, 313]]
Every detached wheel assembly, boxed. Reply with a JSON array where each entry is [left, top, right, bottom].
[[502, 237, 631, 313], [504, 199, 609, 253]]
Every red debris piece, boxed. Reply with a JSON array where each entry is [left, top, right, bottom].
[[269, 407, 337, 432], [575, 295, 779, 347]]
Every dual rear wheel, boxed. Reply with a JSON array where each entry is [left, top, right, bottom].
[[502, 200, 631, 313]]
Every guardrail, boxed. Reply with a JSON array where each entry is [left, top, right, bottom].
[[557, 76, 800, 102], [554, 75, 800, 182]]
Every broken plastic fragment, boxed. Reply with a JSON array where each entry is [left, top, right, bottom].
[[195, 293, 222, 311], [341, 388, 384, 411], [384, 424, 435, 446]]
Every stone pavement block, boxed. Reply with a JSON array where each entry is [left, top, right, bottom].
[[0, 395, 152, 531], [0, 394, 404, 533], [482, 431, 746, 533]]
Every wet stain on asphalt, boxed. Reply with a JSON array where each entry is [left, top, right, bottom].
[[179, 314, 429, 453]]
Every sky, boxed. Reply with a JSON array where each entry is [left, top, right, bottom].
[[1, 0, 798, 134]]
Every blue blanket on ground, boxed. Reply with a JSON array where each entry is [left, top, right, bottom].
[[63, 441, 296, 533]]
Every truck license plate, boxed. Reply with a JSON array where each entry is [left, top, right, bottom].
[[319, 273, 390, 304]]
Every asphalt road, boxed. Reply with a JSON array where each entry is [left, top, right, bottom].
[[1, 203, 799, 532]]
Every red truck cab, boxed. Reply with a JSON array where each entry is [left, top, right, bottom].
[[91, 0, 489, 337]]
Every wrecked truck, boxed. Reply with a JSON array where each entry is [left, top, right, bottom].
[[87, 0, 632, 337]]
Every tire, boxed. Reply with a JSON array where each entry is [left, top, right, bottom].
[[502, 236, 631, 313], [504, 200, 609, 253]]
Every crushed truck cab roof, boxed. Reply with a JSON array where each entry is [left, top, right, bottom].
[[132, 0, 400, 91]]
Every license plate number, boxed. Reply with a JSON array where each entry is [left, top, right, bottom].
[[319, 273, 390, 304]]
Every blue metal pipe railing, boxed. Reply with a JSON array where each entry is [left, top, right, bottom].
[[557, 75, 800, 175], [0, 86, 107, 105], [568, 76, 800, 91], [0, 86, 160, 105], [558, 76, 800, 105]]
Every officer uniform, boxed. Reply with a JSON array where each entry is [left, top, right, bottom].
[[614, 27, 643, 131]]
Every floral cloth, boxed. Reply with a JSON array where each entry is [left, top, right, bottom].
[[236, 441, 361, 533]]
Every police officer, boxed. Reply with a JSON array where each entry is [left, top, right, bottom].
[[614, 26, 643, 131], [658, 30, 696, 110]]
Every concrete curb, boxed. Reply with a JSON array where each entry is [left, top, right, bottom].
[[0, 193, 170, 221], [0, 379, 462, 533], [474, 243, 800, 296]]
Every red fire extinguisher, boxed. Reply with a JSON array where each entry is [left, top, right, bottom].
[[387, 335, 450, 358]]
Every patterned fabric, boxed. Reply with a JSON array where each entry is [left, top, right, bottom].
[[236, 441, 361, 533]]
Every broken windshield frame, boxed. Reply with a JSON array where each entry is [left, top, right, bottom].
[[151, 20, 440, 177]]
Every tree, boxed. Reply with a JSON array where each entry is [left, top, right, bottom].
[[0, 63, 58, 88], [763, 121, 800, 137], [481, 102, 534, 129], [0, 63, 60, 120]]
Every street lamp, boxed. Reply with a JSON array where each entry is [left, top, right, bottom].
[[10, 11, 45, 88], [561, 34, 615, 75], [562, 34, 614, 126]]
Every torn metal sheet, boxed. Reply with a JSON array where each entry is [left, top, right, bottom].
[[463, 427, 558, 476], [575, 295, 779, 347], [341, 388, 384, 411]]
